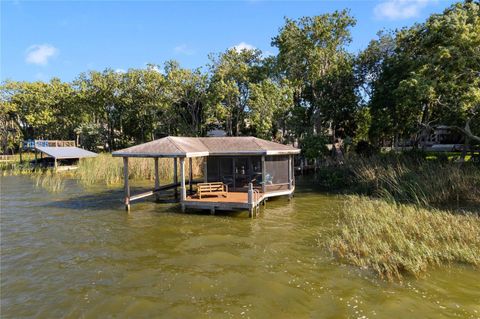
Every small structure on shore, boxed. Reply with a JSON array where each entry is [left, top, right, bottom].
[[21, 140, 97, 168], [112, 136, 300, 216]]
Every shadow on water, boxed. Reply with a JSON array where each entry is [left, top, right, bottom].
[[44, 185, 250, 217], [43, 188, 126, 210]]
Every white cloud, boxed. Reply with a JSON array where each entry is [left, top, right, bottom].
[[25, 44, 58, 65], [231, 42, 256, 52], [174, 44, 195, 55], [374, 0, 433, 20], [115, 68, 126, 74]]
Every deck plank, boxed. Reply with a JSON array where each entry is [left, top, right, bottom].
[[185, 192, 250, 204]]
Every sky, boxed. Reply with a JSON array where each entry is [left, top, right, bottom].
[[1, 0, 458, 82]]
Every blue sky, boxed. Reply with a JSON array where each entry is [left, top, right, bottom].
[[1, 0, 457, 82]]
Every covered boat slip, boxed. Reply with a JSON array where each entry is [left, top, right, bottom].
[[112, 136, 300, 216], [20, 139, 97, 168]]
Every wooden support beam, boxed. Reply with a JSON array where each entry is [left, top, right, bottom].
[[123, 157, 130, 211], [288, 155, 292, 190], [173, 157, 178, 199], [261, 155, 266, 194], [189, 157, 193, 195], [292, 156, 294, 183], [203, 158, 208, 183], [180, 157, 186, 201], [154, 157, 160, 201], [248, 182, 254, 218]]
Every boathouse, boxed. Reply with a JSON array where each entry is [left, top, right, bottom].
[[112, 136, 300, 216], [21, 139, 97, 168]]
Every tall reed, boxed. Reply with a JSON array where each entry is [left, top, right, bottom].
[[34, 170, 65, 192], [75, 153, 203, 186], [329, 196, 480, 281], [348, 154, 480, 207]]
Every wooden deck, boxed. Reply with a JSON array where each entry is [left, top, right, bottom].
[[186, 192, 250, 203], [182, 187, 294, 215]]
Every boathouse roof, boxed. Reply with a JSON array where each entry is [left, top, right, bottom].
[[36, 146, 98, 159], [112, 136, 300, 158]]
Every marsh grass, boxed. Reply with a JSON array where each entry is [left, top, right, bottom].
[[329, 196, 480, 281], [35, 170, 65, 193], [75, 153, 203, 186], [349, 154, 480, 208]]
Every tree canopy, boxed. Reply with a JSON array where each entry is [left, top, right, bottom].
[[1, 1, 478, 154]]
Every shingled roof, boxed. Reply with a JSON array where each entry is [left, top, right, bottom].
[[112, 136, 300, 158]]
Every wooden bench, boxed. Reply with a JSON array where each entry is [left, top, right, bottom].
[[196, 182, 228, 199]]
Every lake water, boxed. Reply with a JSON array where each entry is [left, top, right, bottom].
[[1, 175, 479, 318]]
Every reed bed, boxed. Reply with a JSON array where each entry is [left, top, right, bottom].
[[348, 154, 480, 207], [34, 170, 65, 193], [329, 196, 480, 281], [75, 153, 204, 186]]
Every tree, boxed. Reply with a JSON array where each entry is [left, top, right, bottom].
[[272, 10, 358, 138], [365, 1, 480, 145], [208, 48, 265, 136], [164, 61, 209, 136], [75, 69, 123, 150], [247, 79, 293, 140]]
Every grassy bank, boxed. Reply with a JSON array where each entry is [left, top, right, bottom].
[[322, 153, 480, 280], [351, 154, 480, 208], [316, 152, 480, 209], [329, 196, 480, 281]]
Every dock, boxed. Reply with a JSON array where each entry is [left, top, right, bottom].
[[112, 136, 300, 217]]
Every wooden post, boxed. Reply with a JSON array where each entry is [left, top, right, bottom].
[[232, 157, 236, 191], [180, 157, 186, 201], [292, 155, 296, 187], [189, 157, 193, 195], [288, 155, 292, 190], [19, 144, 23, 164], [261, 155, 266, 194], [173, 157, 178, 200], [54, 158, 58, 170], [247, 182, 254, 218], [154, 157, 160, 201], [34, 149, 38, 166], [203, 158, 208, 183], [123, 157, 130, 211]]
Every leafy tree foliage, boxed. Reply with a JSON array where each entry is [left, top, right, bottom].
[[1, 1, 477, 156], [363, 1, 480, 144]]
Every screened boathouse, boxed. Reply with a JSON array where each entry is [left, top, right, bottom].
[[112, 136, 300, 216]]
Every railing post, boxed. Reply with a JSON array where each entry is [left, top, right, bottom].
[[248, 182, 254, 217], [123, 157, 130, 211]]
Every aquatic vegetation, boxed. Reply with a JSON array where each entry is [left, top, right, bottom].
[[329, 196, 480, 281], [34, 170, 65, 193], [75, 153, 203, 186], [349, 154, 480, 207]]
